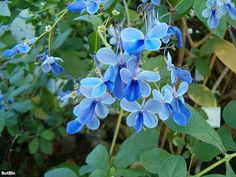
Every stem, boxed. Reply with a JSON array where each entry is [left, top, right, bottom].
[[109, 110, 124, 155], [48, 30, 53, 54], [122, 0, 131, 27], [196, 153, 236, 177], [98, 31, 111, 48]]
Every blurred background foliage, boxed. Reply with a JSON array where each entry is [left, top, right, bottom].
[[0, 0, 236, 177]]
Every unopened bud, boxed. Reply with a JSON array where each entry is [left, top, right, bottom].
[[45, 25, 52, 32], [112, 9, 120, 16], [98, 25, 106, 33]]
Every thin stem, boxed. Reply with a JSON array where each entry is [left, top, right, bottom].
[[188, 154, 195, 174], [98, 31, 111, 48], [110, 110, 124, 156], [48, 31, 53, 54], [122, 0, 131, 27], [196, 153, 236, 177]]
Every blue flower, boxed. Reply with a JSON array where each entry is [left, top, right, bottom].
[[141, 0, 160, 6], [67, 0, 106, 14], [2, 37, 38, 58], [39, 52, 64, 75], [67, 92, 115, 134], [120, 22, 168, 54], [152, 86, 173, 121], [120, 98, 162, 132], [202, 0, 223, 28], [162, 82, 191, 126], [120, 58, 160, 101], [166, 53, 192, 84], [219, 0, 236, 20], [162, 26, 183, 48], [80, 66, 114, 98]]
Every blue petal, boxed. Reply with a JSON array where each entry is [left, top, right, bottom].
[[86, 117, 100, 130], [147, 23, 168, 39], [81, 77, 102, 87], [168, 104, 187, 126], [143, 99, 162, 113], [113, 65, 125, 99], [158, 104, 170, 121], [124, 80, 141, 101], [127, 112, 144, 132], [134, 112, 144, 132], [151, 0, 160, 6], [143, 111, 158, 128], [176, 68, 192, 84], [227, 3, 236, 20], [92, 82, 107, 98], [170, 26, 183, 48], [120, 98, 141, 112], [145, 38, 161, 51], [178, 99, 191, 119], [162, 88, 173, 103], [121, 28, 145, 54], [80, 86, 94, 98], [67, 0, 86, 12], [77, 102, 96, 124], [153, 89, 164, 101], [41, 63, 52, 73], [120, 68, 132, 84], [139, 80, 151, 98], [27, 37, 38, 45], [96, 48, 119, 65], [127, 57, 139, 74], [202, 8, 212, 18], [95, 102, 109, 118], [100, 92, 116, 104], [73, 98, 93, 116], [208, 12, 220, 28], [67, 119, 84, 134], [103, 65, 115, 82], [51, 63, 64, 75], [2, 46, 19, 58], [18, 44, 30, 54], [86, 1, 99, 14], [171, 69, 179, 84], [176, 82, 188, 97], [206, 0, 215, 8], [138, 71, 160, 82]]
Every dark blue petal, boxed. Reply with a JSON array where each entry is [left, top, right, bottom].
[[67, 0, 86, 12], [86, 1, 99, 14], [51, 63, 64, 75], [113, 65, 125, 99], [176, 68, 192, 84], [169, 26, 183, 48], [135, 112, 144, 133], [2, 45, 19, 58], [67, 119, 84, 134], [208, 11, 220, 28], [124, 80, 141, 101], [177, 99, 191, 119], [77, 101, 96, 124], [168, 104, 187, 126], [227, 3, 236, 20]]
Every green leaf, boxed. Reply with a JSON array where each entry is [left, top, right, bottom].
[[188, 83, 217, 107], [140, 148, 171, 174], [33, 107, 49, 120], [10, 70, 25, 86], [9, 84, 32, 98], [52, 29, 72, 49], [215, 39, 236, 74], [217, 126, 236, 151], [0, 111, 6, 135], [226, 161, 235, 177], [203, 175, 226, 177], [40, 130, 55, 140], [223, 100, 236, 129], [159, 156, 187, 177], [89, 169, 108, 177], [192, 142, 220, 162], [75, 15, 102, 27], [86, 144, 109, 170], [28, 137, 39, 154], [115, 168, 148, 177], [166, 105, 226, 153], [114, 129, 159, 168], [40, 138, 53, 154], [0, 1, 11, 17], [11, 100, 34, 113], [88, 32, 102, 53], [45, 168, 78, 177]]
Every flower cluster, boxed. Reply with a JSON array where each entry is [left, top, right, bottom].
[[202, 0, 236, 28], [66, 1, 193, 134]]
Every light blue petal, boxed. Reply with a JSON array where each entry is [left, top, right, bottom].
[[96, 48, 119, 65], [121, 28, 145, 54], [177, 82, 188, 97], [139, 80, 151, 98], [172, 111, 187, 126], [206, 0, 215, 8], [143, 99, 162, 113], [171, 69, 179, 84], [147, 23, 168, 39], [81, 77, 102, 87], [18, 44, 30, 54], [153, 89, 164, 101], [158, 104, 170, 121], [86, 117, 100, 130], [73, 104, 81, 116], [120, 68, 132, 84], [67, 119, 84, 134], [86, 1, 99, 14], [127, 57, 139, 74], [143, 111, 158, 128], [103, 65, 115, 82], [151, 0, 160, 6], [120, 98, 141, 112], [95, 102, 109, 119], [92, 82, 106, 98], [176, 68, 193, 84], [202, 8, 212, 18], [27, 37, 38, 45], [178, 99, 191, 119], [80, 98, 94, 109], [41, 63, 52, 73], [227, 3, 236, 20], [145, 38, 161, 51], [100, 92, 116, 104], [138, 71, 160, 82], [126, 112, 139, 127], [77, 102, 96, 124], [162, 88, 173, 103], [80, 86, 94, 98]]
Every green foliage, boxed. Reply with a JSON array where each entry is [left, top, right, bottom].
[[45, 168, 78, 177], [223, 100, 236, 129]]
